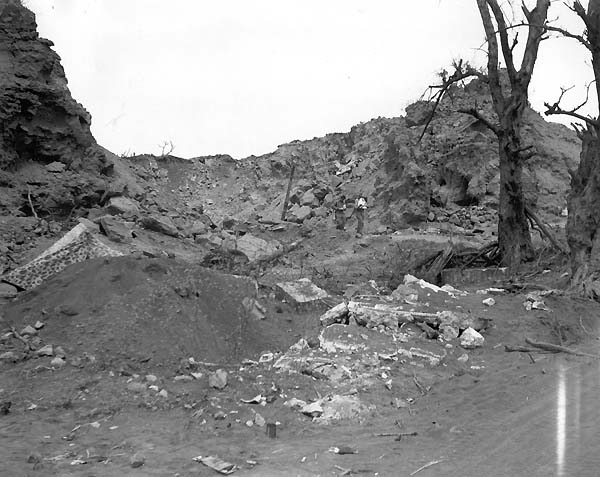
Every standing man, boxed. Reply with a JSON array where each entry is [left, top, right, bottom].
[[355, 195, 367, 237], [334, 194, 347, 230]]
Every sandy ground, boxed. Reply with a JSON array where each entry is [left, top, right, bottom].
[[2, 238, 600, 476]]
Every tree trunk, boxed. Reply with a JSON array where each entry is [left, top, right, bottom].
[[497, 130, 534, 268], [565, 0, 600, 297], [567, 129, 600, 296]]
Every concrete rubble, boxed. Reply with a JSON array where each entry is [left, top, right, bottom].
[[275, 278, 329, 305], [318, 275, 489, 345]]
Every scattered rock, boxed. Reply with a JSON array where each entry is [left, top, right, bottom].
[[482, 297, 495, 306], [50, 357, 65, 368], [348, 301, 413, 329], [0, 283, 17, 299], [33, 321, 44, 330], [253, 412, 266, 427], [27, 452, 42, 464], [140, 215, 179, 237], [45, 161, 66, 173], [284, 398, 307, 409], [301, 402, 323, 418], [20, 325, 37, 336], [130, 453, 145, 468], [209, 369, 228, 390], [329, 445, 358, 455], [158, 389, 168, 398], [99, 216, 132, 243], [35, 344, 53, 357], [0, 351, 17, 363], [275, 278, 329, 305], [300, 190, 319, 207], [287, 205, 313, 223], [107, 196, 140, 217], [320, 302, 349, 327], [460, 327, 485, 349], [126, 382, 147, 393], [235, 234, 282, 262]]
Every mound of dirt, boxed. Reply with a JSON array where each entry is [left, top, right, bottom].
[[2, 256, 290, 368]]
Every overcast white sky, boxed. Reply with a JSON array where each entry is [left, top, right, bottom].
[[25, 0, 594, 159]]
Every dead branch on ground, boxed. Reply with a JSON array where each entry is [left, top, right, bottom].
[[410, 460, 444, 476], [27, 186, 38, 220], [525, 337, 600, 358], [412, 371, 428, 395]]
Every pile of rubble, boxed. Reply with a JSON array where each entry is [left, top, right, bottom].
[[428, 205, 497, 233]]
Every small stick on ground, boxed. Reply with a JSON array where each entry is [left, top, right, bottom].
[[27, 186, 38, 220], [10, 327, 34, 352], [374, 431, 418, 437], [504, 345, 540, 353], [334, 464, 353, 476], [410, 459, 444, 476], [525, 337, 600, 358], [413, 371, 427, 395]]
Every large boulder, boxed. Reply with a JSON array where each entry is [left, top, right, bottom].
[[99, 216, 132, 243], [287, 205, 313, 223], [235, 234, 282, 262], [140, 215, 179, 237], [107, 197, 140, 217]]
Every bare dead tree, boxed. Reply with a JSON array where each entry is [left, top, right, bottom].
[[421, 0, 550, 268], [543, 0, 600, 298], [158, 140, 175, 157]]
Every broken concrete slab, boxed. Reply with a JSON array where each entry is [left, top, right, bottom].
[[349, 301, 414, 329], [1, 228, 123, 290], [320, 302, 349, 326], [275, 278, 328, 305], [235, 234, 282, 262], [314, 395, 375, 424]]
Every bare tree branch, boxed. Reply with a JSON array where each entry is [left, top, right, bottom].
[[519, 0, 551, 87], [544, 83, 600, 128], [457, 107, 500, 135], [546, 24, 590, 48], [477, 0, 505, 109], [486, 0, 518, 81], [416, 61, 486, 143], [158, 140, 175, 157], [544, 102, 600, 127]]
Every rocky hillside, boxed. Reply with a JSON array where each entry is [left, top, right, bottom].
[[0, 0, 112, 218], [122, 78, 580, 238], [0, 0, 582, 279]]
